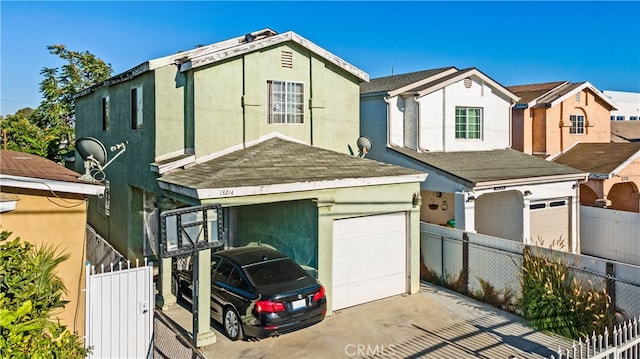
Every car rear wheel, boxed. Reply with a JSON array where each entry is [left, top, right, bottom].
[[223, 307, 243, 341], [171, 276, 181, 300]]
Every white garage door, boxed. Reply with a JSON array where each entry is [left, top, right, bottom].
[[332, 212, 407, 310], [530, 199, 570, 251]]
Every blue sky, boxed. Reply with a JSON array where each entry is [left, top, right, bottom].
[[1, 1, 639, 116]]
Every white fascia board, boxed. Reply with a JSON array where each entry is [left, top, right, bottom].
[[528, 81, 570, 107], [388, 68, 459, 98], [0, 175, 105, 196], [416, 68, 520, 102], [182, 31, 369, 82], [159, 174, 427, 200], [0, 200, 18, 213], [472, 173, 589, 190], [550, 82, 617, 109]]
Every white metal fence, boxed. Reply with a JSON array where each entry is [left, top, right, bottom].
[[550, 317, 640, 359], [85, 259, 154, 359], [580, 206, 640, 267]]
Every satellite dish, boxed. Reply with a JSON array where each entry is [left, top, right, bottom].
[[76, 137, 107, 165], [75, 137, 127, 182], [356, 136, 372, 157]]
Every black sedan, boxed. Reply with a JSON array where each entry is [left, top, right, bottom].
[[172, 246, 327, 340]]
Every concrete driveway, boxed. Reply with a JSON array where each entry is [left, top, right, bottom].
[[159, 282, 572, 358]]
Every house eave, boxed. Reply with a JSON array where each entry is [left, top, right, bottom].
[[0, 175, 105, 196], [472, 173, 589, 190], [159, 174, 427, 200]]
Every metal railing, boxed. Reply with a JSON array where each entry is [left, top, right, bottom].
[[551, 317, 639, 359]]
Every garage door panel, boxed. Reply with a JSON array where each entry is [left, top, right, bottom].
[[333, 212, 407, 310]]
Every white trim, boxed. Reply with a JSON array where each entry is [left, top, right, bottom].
[[159, 174, 427, 200], [549, 82, 618, 109], [150, 155, 196, 174], [473, 174, 589, 190], [0, 200, 18, 213], [0, 175, 105, 196], [415, 68, 520, 102], [183, 31, 369, 82]]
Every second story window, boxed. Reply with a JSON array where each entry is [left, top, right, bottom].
[[616, 116, 625, 121], [131, 87, 143, 130], [569, 115, 585, 134], [267, 80, 303, 124], [101, 96, 110, 131], [455, 107, 482, 139]]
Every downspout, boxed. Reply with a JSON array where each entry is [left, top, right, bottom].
[[383, 95, 392, 147], [308, 53, 313, 146], [442, 87, 447, 152], [558, 101, 564, 153], [509, 100, 515, 149]]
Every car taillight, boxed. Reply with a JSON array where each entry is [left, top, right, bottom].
[[255, 300, 285, 313], [312, 286, 325, 302]]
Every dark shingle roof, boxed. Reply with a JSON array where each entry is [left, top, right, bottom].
[[0, 150, 87, 184], [391, 147, 586, 186], [159, 137, 424, 190], [552, 142, 640, 175], [360, 67, 456, 94], [507, 81, 568, 105]]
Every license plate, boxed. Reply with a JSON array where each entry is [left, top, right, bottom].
[[291, 298, 306, 311]]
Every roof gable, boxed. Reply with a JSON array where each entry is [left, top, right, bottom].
[[78, 29, 368, 98], [361, 67, 518, 102], [508, 81, 617, 110]]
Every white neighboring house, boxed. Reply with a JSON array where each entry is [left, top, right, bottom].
[[604, 90, 640, 121], [360, 67, 589, 253]]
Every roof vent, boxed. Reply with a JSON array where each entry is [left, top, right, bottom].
[[245, 33, 255, 43], [464, 77, 472, 88], [281, 51, 293, 69]]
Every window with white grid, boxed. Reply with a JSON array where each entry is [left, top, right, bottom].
[[455, 107, 482, 139], [267, 81, 304, 124], [570, 115, 585, 134]]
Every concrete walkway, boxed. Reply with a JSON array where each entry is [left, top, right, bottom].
[[157, 282, 572, 358]]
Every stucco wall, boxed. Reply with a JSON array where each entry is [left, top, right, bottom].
[[543, 89, 612, 156], [0, 189, 88, 336]]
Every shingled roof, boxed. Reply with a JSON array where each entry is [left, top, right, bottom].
[[360, 67, 456, 94], [611, 121, 640, 143], [158, 137, 426, 199], [390, 147, 587, 187], [507, 81, 617, 109], [0, 150, 104, 195], [552, 142, 640, 177]]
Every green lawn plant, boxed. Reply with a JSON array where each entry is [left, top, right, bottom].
[[520, 246, 612, 339], [0, 231, 89, 358]]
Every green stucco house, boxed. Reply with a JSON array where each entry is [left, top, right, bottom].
[[74, 28, 426, 345]]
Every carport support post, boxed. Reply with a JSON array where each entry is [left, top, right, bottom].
[[195, 248, 216, 347], [156, 197, 176, 310]]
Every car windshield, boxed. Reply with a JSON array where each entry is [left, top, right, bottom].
[[243, 258, 307, 287]]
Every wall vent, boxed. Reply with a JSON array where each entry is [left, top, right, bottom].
[[281, 51, 293, 69], [464, 77, 472, 88]]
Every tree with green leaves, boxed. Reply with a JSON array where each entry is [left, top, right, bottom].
[[0, 45, 112, 162], [0, 231, 89, 358]]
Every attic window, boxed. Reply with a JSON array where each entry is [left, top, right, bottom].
[[281, 51, 293, 69], [464, 78, 472, 88]]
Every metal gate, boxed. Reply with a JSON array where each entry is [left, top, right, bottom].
[[85, 259, 154, 359]]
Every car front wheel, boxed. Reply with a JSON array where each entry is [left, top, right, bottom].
[[223, 307, 243, 341]]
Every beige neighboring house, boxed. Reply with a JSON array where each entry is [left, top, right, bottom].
[[552, 142, 640, 213], [0, 150, 104, 336], [508, 81, 617, 158]]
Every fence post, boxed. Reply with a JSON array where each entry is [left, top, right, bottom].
[[462, 232, 469, 294], [606, 262, 616, 320], [440, 235, 445, 285]]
